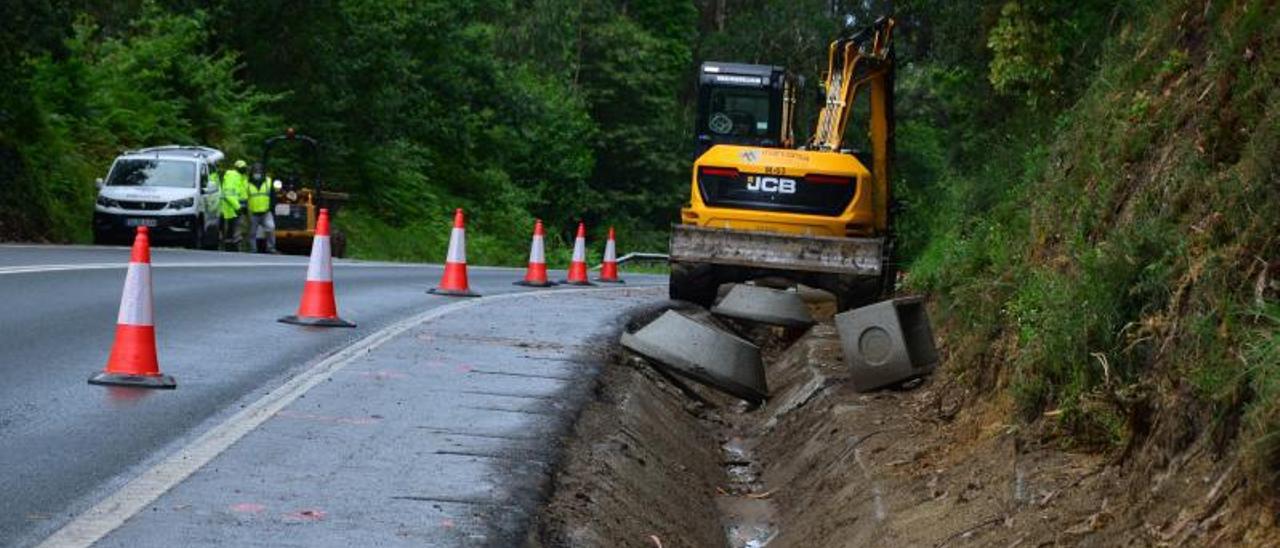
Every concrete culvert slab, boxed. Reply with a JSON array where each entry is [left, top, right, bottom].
[[620, 310, 768, 403], [835, 296, 939, 392], [712, 284, 816, 328]]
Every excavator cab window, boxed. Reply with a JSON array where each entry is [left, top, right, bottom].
[[695, 62, 790, 155], [706, 88, 771, 138]]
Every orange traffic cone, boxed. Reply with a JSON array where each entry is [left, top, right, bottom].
[[596, 226, 624, 284], [562, 222, 594, 286], [429, 208, 480, 297], [514, 219, 556, 288], [89, 227, 176, 389], [279, 209, 356, 327]]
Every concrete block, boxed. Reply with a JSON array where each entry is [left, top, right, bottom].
[[835, 296, 938, 392], [620, 310, 768, 403], [711, 284, 815, 328]]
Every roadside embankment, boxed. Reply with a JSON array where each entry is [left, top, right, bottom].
[[528, 305, 728, 548], [530, 293, 1280, 547]]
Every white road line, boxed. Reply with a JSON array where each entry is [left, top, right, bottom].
[[0, 262, 426, 275], [36, 285, 660, 548], [0, 262, 525, 276]]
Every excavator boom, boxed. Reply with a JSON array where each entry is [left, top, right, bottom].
[[810, 17, 895, 152]]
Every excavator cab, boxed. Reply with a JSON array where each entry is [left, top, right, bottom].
[[695, 63, 797, 155]]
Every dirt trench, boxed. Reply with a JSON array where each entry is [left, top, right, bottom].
[[527, 296, 1280, 547]]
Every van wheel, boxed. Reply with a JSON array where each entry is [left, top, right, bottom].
[[189, 218, 205, 249], [201, 221, 219, 249]]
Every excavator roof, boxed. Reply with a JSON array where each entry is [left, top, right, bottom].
[[700, 62, 785, 88]]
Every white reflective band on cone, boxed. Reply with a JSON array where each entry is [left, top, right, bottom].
[[604, 239, 617, 261], [117, 263, 154, 326], [572, 237, 586, 261], [529, 236, 546, 264], [447, 227, 467, 263], [306, 236, 333, 282]]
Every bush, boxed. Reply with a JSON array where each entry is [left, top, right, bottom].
[[9, 6, 277, 241]]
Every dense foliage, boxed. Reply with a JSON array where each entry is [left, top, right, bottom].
[[895, 0, 1279, 497], [0, 0, 700, 261], [1, 0, 1275, 492]]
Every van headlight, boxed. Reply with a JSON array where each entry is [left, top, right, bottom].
[[167, 198, 195, 210], [96, 196, 120, 208]]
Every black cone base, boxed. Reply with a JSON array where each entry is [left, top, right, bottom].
[[595, 278, 626, 284], [514, 280, 557, 288], [278, 315, 357, 328], [561, 280, 596, 286], [428, 288, 482, 297], [89, 372, 177, 389]]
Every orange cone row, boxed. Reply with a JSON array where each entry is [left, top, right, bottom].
[[90, 209, 625, 390], [442, 215, 624, 293]]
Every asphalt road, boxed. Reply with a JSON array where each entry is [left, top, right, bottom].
[[0, 244, 664, 547]]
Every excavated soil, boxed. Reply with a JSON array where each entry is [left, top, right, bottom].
[[526, 305, 728, 548], [529, 295, 1280, 547]]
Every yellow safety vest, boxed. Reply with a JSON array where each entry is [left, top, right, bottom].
[[247, 178, 272, 214], [220, 169, 247, 219]]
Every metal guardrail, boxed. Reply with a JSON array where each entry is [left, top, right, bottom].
[[591, 252, 669, 270]]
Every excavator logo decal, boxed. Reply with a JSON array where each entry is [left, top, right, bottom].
[[745, 175, 796, 194]]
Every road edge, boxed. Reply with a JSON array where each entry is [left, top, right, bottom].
[[36, 285, 658, 548]]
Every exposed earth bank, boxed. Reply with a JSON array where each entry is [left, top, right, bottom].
[[528, 296, 1280, 547]]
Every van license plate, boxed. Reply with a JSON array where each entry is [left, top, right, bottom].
[[126, 218, 157, 227]]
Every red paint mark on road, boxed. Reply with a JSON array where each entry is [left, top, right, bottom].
[[230, 503, 266, 514], [359, 370, 410, 380], [454, 364, 472, 373], [283, 509, 327, 522], [276, 410, 380, 425], [440, 518, 455, 529]]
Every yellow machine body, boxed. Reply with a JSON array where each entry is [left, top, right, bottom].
[[682, 145, 883, 238]]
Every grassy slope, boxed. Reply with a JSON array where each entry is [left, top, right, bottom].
[[908, 0, 1279, 496]]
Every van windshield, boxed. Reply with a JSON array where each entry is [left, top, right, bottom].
[[106, 159, 196, 188]]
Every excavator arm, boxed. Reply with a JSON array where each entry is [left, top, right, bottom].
[[810, 17, 895, 152], [809, 16, 895, 232]]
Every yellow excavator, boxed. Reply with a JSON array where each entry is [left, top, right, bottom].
[[670, 17, 896, 311]]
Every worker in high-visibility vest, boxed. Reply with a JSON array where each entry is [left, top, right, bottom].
[[246, 162, 277, 254], [220, 160, 249, 251]]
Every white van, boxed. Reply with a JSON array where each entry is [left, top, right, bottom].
[[92, 146, 224, 248]]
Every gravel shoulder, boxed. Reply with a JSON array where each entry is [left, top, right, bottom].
[[81, 286, 666, 548]]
